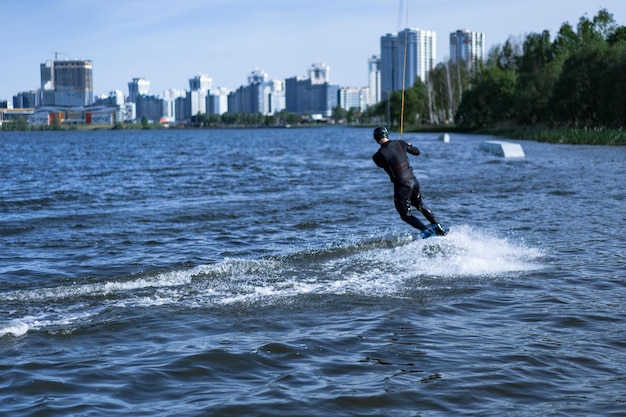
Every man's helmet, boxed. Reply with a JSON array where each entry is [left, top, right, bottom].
[[373, 126, 388, 140]]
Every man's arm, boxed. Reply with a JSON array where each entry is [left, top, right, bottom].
[[406, 143, 420, 156], [372, 152, 386, 168]]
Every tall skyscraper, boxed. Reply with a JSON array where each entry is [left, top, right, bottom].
[[367, 55, 381, 106], [188, 74, 213, 116], [207, 87, 230, 115], [39, 61, 55, 106], [380, 34, 398, 101], [128, 77, 150, 103], [380, 28, 436, 100], [40, 61, 53, 89], [189, 74, 213, 92], [308, 62, 330, 85], [163, 88, 186, 122], [40, 59, 94, 107], [450, 29, 486, 67]]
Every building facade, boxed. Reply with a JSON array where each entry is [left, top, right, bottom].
[[94, 90, 126, 123], [52, 60, 94, 106], [38, 59, 94, 107], [128, 77, 150, 103], [163, 88, 186, 122], [380, 28, 436, 100], [367, 55, 381, 106], [338, 87, 369, 112], [187, 74, 213, 116], [207, 87, 230, 115], [308, 62, 330, 84], [227, 70, 285, 116], [285, 63, 339, 116], [13, 90, 38, 109], [40, 61, 55, 106], [450, 29, 486, 67], [135, 95, 164, 123]]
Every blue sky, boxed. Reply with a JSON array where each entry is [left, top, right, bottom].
[[1, 0, 625, 102]]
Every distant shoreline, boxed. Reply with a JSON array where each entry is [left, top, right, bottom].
[[403, 125, 626, 146], [3, 122, 624, 146]]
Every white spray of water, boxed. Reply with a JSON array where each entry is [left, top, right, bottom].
[[0, 225, 544, 337]]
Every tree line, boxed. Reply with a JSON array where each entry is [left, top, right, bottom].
[[365, 8, 626, 133]]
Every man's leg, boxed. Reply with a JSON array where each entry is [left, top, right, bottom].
[[394, 184, 428, 231], [412, 191, 447, 236]]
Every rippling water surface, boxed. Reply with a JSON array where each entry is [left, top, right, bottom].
[[1, 127, 624, 416]]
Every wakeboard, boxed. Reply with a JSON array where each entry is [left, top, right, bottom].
[[421, 225, 450, 240]]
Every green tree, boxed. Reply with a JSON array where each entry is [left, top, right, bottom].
[[386, 80, 429, 129], [332, 105, 347, 123], [607, 25, 626, 45], [598, 43, 626, 127], [578, 8, 617, 43], [455, 67, 517, 129], [549, 43, 619, 127], [488, 36, 522, 71], [346, 107, 361, 124], [514, 30, 563, 124], [455, 8, 626, 131]]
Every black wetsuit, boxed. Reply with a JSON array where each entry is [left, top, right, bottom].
[[373, 140, 440, 231]]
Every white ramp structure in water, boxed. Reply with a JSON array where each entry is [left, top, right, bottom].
[[479, 140, 525, 158]]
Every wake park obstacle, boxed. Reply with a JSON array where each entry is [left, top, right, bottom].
[[479, 140, 525, 158]]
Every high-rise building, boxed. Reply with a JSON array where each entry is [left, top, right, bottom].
[[450, 29, 486, 67], [128, 77, 150, 103], [40, 61, 53, 90], [380, 28, 436, 100], [308, 62, 330, 85], [163, 88, 186, 122], [248, 70, 268, 85], [207, 87, 230, 115], [188, 74, 213, 116], [265, 79, 286, 115], [380, 34, 398, 102], [39, 59, 94, 107], [54, 60, 93, 106], [227, 70, 285, 116], [189, 74, 213, 92], [338, 87, 369, 112], [285, 63, 339, 117], [13, 90, 39, 108], [135, 95, 163, 123], [39, 61, 55, 106], [367, 55, 381, 106]]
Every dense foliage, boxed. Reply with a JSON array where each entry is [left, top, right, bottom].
[[367, 8, 626, 140], [459, 9, 626, 131]]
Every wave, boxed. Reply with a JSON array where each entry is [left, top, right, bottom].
[[0, 225, 544, 338]]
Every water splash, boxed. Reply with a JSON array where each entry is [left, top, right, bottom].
[[404, 224, 545, 278], [0, 226, 544, 338]]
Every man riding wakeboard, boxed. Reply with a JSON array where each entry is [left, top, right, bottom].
[[372, 126, 447, 239]]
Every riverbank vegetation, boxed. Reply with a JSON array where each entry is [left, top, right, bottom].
[[367, 8, 626, 145]]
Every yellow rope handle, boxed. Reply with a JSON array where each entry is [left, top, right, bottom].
[[399, 1, 409, 136]]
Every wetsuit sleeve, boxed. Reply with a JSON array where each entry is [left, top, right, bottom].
[[406, 142, 420, 156], [373, 152, 396, 182], [372, 152, 386, 168]]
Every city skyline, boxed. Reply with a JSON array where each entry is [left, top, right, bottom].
[[2, 0, 625, 102]]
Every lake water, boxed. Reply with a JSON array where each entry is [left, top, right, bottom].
[[1, 127, 624, 416]]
